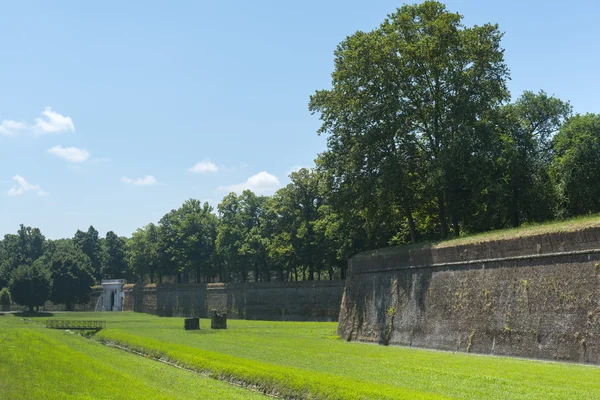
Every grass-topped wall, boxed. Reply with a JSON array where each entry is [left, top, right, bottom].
[[338, 227, 600, 364]]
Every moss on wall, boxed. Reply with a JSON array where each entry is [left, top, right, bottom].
[[338, 228, 600, 364]]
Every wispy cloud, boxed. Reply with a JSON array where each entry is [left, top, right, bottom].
[[188, 159, 218, 174], [33, 107, 75, 135], [7, 175, 48, 197], [48, 145, 90, 163], [0, 107, 75, 137], [0, 120, 28, 137], [218, 171, 281, 195], [121, 175, 158, 186]]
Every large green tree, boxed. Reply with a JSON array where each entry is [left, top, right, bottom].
[[216, 192, 268, 282], [47, 242, 95, 311], [499, 91, 571, 226], [310, 1, 510, 239], [101, 231, 128, 279], [159, 200, 217, 283], [128, 223, 162, 283], [9, 262, 51, 312], [216, 193, 245, 282], [0, 226, 46, 288], [551, 113, 600, 216], [73, 226, 102, 281]]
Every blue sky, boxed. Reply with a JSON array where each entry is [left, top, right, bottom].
[[1, 0, 599, 239]]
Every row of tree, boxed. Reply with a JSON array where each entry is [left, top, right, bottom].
[[3, 2, 600, 308], [0, 226, 126, 310]]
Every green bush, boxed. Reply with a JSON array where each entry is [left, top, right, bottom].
[[0, 287, 11, 306]]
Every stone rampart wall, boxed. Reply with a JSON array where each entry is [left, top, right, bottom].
[[338, 228, 600, 364], [121, 280, 344, 321]]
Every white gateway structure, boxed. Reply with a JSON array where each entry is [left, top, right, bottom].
[[95, 279, 126, 311]]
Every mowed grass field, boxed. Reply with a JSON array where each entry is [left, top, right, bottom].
[[0, 314, 267, 400], [2, 312, 600, 399]]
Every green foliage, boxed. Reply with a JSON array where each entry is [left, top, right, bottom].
[[128, 223, 161, 283], [160, 199, 217, 283], [46, 241, 95, 310], [310, 0, 510, 240], [9, 262, 51, 311], [216, 192, 268, 282], [0, 225, 47, 288], [551, 113, 600, 216], [499, 91, 571, 227], [0, 287, 11, 306], [73, 226, 102, 281], [101, 231, 128, 279]]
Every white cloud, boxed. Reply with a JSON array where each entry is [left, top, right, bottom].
[[0, 107, 75, 137], [219, 171, 281, 195], [188, 159, 218, 174], [7, 175, 48, 197], [48, 145, 90, 163], [121, 175, 158, 186], [33, 107, 75, 135], [0, 120, 28, 137]]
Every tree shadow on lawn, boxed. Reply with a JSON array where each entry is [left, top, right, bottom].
[[14, 311, 54, 318]]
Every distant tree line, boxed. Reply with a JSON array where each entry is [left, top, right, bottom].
[[3, 2, 600, 307]]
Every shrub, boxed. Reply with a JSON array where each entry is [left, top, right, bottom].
[[0, 287, 11, 306]]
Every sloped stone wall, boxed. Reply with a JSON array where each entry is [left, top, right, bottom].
[[338, 228, 600, 364]]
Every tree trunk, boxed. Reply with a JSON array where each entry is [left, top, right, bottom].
[[511, 182, 521, 227], [437, 194, 448, 240], [452, 214, 460, 237], [407, 210, 417, 244], [195, 267, 200, 284], [150, 270, 154, 284]]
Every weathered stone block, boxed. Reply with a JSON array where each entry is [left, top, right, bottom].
[[184, 317, 200, 330], [210, 310, 227, 329]]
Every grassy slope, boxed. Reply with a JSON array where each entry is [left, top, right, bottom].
[[355, 214, 600, 259], [0, 315, 267, 400], [38, 312, 600, 400], [435, 213, 600, 248]]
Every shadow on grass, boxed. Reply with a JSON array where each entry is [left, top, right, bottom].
[[15, 311, 54, 318]]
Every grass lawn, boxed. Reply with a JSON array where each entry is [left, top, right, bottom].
[[13, 312, 599, 400], [0, 313, 268, 400], [434, 213, 600, 248]]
